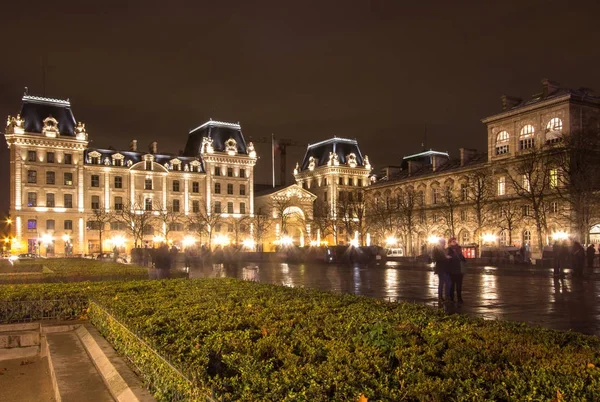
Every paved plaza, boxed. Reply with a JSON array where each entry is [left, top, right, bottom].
[[188, 262, 600, 337]]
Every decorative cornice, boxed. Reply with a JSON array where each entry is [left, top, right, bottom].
[[307, 137, 357, 149], [481, 94, 571, 124], [22, 94, 70, 107], [190, 119, 241, 133]]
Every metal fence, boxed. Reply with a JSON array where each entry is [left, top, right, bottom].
[[0, 298, 88, 324]]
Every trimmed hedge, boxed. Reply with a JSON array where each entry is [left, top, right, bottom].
[[0, 258, 148, 283], [89, 279, 600, 401], [2, 279, 600, 400]]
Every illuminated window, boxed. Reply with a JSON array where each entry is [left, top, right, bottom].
[[499, 231, 507, 246], [462, 231, 470, 244], [64, 194, 73, 208], [496, 131, 510, 155], [522, 205, 531, 216], [547, 117, 563, 131], [519, 125, 535, 150], [192, 181, 199, 193], [497, 177, 505, 196], [523, 230, 531, 243], [64, 173, 73, 186], [145, 198, 152, 211], [432, 188, 439, 205], [549, 169, 558, 188], [550, 201, 558, 214], [522, 174, 530, 192], [27, 219, 37, 230]]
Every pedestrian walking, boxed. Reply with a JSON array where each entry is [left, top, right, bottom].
[[432, 238, 451, 302], [586, 244, 595, 276], [447, 237, 466, 303], [572, 241, 585, 278], [552, 241, 562, 277]]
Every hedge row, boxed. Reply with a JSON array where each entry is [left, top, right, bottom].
[[89, 279, 600, 401], [0, 258, 148, 283]]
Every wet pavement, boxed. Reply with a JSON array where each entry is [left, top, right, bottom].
[[179, 262, 600, 337]]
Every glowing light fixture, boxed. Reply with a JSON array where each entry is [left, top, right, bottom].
[[153, 235, 165, 243], [481, 234, 498, 243], [385, 236, 397, 246], [309, 240, 319, 247], [182, 236, 197, 247], [214, 234, 230, 246], [552, 231, 569, 241], [111, 236, 126, 247], [279, 236, 293, 246], [242, 238, 255, 249], [427, 235, 440, 244], [40, 233, 53, 245], [61, 234, 70, 242]]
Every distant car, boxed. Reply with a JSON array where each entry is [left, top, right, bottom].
[[386, 248, 404, 257], [18, 253, 37, 260], [96, 253, 128, 264]]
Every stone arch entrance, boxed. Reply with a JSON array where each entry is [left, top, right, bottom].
[[589, 224, 600, 244], [281, 206, 306, 246]]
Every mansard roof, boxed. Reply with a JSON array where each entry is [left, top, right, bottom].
[[84, 148, 204, 172], [183, 120, 248, 156], [299, 137, 365, 171], [373, 152, 488, 186], [20, 94, 77, 136]]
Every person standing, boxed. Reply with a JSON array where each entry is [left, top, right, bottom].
[[432, 238, 451, 302], [447, 237, 466, 303], [586, 244, 596, 276], [572, 241, 585, 278], [552, 242, 562, 277]]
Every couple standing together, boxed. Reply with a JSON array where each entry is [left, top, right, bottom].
[[432, 237, 466, 303]]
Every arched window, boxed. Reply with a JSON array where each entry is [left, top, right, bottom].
[[495, 131, 510, 155], [519, 125, 535, 150], [546, 118, 563, 143], [523, 230, 531, 244], [499, 231, 507, 246], [461, 231, 470, 244], [546, 117, 563, 131]]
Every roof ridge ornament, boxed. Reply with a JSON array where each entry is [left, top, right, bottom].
[[22, 94, 71, 107], [190, 120, 241, 133]]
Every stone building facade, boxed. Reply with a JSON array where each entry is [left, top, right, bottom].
[[4, 93, 257, 256], [367, 80, 600, 256]]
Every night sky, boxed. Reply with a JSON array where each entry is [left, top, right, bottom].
[[1, 0, 600, 220]]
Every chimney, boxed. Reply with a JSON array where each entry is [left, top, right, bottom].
[[129, 140, 137, 152], [432, 155, 448, 172], [501, 95, 522, 111], [542, 78, 560, 98], [407, 160, 421, 176], [149, 141, 158, 154], [459, 148, 478, 166]]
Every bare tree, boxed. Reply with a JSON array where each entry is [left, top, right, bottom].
[[227, 215, 251, 246], [506, 145, 555, 252], [249, 213, 272, 251], [492, 197, 523, 246], [337, 189, 370, 245], [310, 199, 336, 243], [396, 187, 419, 256], [269, 197, 297, 235], [153, 200, 183, 242], [466, 169, 494, 247], [554, 127, 600, 242], [186, 201, 224, 249], [440, 185, 459, 238], [114, 197, 155, 248], [88, 204, 113, 253]]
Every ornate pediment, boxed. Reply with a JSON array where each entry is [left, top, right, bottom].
[[6, 114, 24, 134], [225, 138, 237, 155], [42, 116, 59, 137]]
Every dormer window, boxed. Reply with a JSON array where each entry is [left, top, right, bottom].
[[495, 131, 510, 155], [91, 156, 99, 164], [145, 160, 152, 170], [519, 124, 535, 150], [112, 153, 124, 167]]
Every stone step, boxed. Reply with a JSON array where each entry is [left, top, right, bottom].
[[46, 332, 115, 402], [0, 345, 39, 361], [0, 330, 41, 348]]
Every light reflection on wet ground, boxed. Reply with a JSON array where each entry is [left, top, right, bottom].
[[181, 262, 600, 336]]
